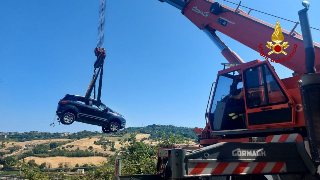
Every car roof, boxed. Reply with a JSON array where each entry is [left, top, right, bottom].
[[65, 94, 105, 105]]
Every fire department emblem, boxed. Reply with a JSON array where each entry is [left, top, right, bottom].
[[266, 20, 289, 55]]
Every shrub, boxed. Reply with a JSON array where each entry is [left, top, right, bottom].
[[49, 142, 57, 149], [58, 162, 63, 168], [39, 163, 46, 169], [28, 159, 38, 167]]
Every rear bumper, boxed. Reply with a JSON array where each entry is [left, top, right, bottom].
[[56, 111, 62, 118]]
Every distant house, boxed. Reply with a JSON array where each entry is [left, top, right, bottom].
[[60, 132, 71, 137], [24, 144, 36, 149], [77, 169, 85, 175]]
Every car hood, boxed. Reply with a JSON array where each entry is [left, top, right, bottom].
[[108, 108, 125, 118]]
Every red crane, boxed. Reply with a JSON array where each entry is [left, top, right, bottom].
[[159, 0, 320, 146], [115, 1, 320, 179]]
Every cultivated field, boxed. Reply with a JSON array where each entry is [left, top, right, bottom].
[[20, 134, 150, 168], [59, 134, 152, 155], [2, 139, 71, 158], [61, 137, 116, 155], [24, 156, 108, 168], [6, 139, 71, 149], [136, 134, 150, 141]]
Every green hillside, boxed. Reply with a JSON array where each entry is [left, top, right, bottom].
[[0, 124, 199, 142]]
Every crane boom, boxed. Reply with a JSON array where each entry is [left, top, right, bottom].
[[161, 0, 320, 75]]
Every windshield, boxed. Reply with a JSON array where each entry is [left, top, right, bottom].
[[210, 75, 233, 113], [210, 70, 241, 113]]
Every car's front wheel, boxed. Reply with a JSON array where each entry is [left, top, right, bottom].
[[109, 121, 120, 132], [60, 112, 75, 125]]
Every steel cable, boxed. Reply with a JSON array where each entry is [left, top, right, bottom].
[[221, 0, 320, 31]]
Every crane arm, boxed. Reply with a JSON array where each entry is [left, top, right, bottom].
[[161, 0, 320, 75]]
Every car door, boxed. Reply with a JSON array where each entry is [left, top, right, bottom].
[[85, 101, 107, 126], [74, 97, 93, 122], [243, 62, 295, 128], [97, 103, 111, 124]]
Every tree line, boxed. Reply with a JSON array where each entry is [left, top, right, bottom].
[[0, 125, 198, 142]]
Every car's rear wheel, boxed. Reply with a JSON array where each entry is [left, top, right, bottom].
[[60, 112, 75, 125], [102, 126, 110, 133], [109, 121, 120, 132]]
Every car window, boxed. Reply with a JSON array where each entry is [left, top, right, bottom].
[[98, 104, 106, 110], [76, 100, 86, 105], [92, 104, 101, 110], [73, 97, 87, 105], [91, 102, 106, 110]]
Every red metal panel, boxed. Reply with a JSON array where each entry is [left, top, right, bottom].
[[252, 162, 268, 174], [278, 134, 290, 142], [218, 138, 250, 142], [294, 135, 303, 142], [232, 162, 249, 174], [200, 139, 218, 145], [193, 128, 203, 135], [189, 162, 209, 175], [266, 134, 303, 143], [183, 0, 320, 75], [270, 162, 285, 173], [281, 76, 301, 90], [266, 135, 274, 143], [211, 162, 229, 174], [187, 162, 287, 175]]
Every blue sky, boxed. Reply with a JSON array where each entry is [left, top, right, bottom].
[[0, 0, 319, 133]]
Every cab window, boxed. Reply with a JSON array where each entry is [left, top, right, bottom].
[[244, 64, 288, 108]]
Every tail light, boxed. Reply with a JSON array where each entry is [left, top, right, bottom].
[[60, 100, 68, 104]]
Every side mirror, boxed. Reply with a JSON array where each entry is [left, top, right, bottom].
[[104, 108, 109, 112]]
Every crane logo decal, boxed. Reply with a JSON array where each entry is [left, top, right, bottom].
[[258, 20, 298, 63], [266, 21, 289, 55], [192, 6, 209, 17], [232, 148, 266, 157]]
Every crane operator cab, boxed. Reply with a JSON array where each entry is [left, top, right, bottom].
[[207, 61, 294, 134], [208, 69, 246, 131]]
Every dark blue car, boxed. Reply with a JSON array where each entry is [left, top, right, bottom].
[[56, 94, 126, 133]]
